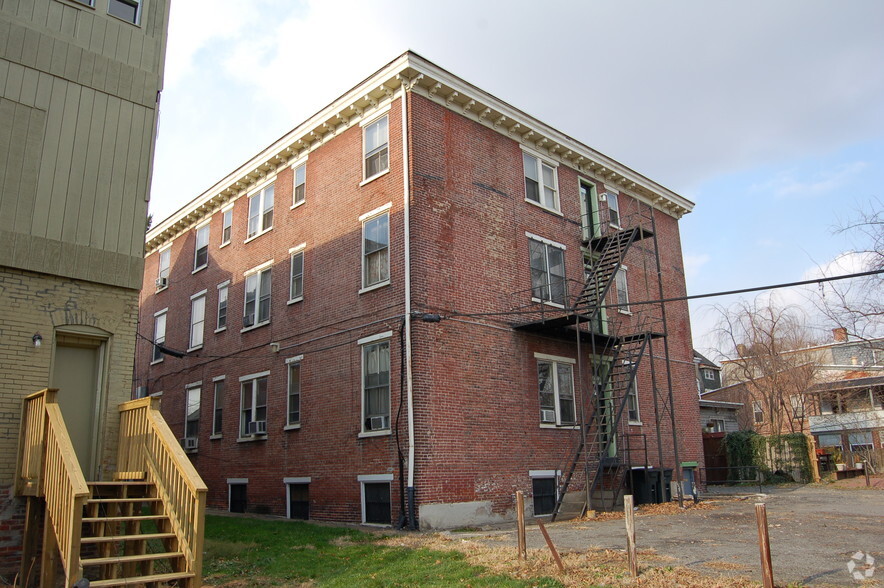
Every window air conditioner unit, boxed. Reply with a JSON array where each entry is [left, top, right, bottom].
[[155, 277, 168, 289], [540, 409, 557, 423], [248, 420, 267, 435], [181, 437, 198, 450], [369, 416, 388, 431]]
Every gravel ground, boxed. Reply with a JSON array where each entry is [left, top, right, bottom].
[[453, 482, 883, 586]]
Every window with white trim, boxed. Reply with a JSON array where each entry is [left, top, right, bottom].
[[293, 163, 306, 206], [189, 291, 206, 349], [362, 213, 389, 288], [522, 152, 559, 211], [359, 475, 392, 525], [290, 249, 304, 302], [615, 267, 629, 312], [790, 395, 805, 419], [537, 356, 576, 426], [849, 431, 873, 452], [364, 115, 389, 179], [286, 480, 310, 520], [152, 309, 167, 363], [194, 223, 209, 271], [243, 265, 272, 328], [212, 377, 224, 436], [185, 383, 200, 440], [157, 246, 170, 289], [817, 433, 842, 450], [217, 282, 228, 330], [287, 356, 302, 427], [247, 183, 274, 239], [531, 473, 557, 516], [753, 401, 764, 424], [606, 191, 621, 227], [221, 207, 232, 245], [240, 373, 268, 437], [529, 237, 566, 305], [702, 368, 716, 381], [108, 0, 140, 25], [626, 375, 640, 423], [362, 337, 391, 432], [70, 0, 94, 6]]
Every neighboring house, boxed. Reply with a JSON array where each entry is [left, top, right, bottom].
[[699, 399, 741, 434], [0, 2, 205, 586], [695, 349, 722, 394], [805, 371, 884, 460], [135, 51, 702, 529]]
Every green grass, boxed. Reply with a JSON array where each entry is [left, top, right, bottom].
[[202, 514, 562, 587]]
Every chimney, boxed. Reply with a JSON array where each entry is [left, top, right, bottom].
[[833, 327, 848, 342]]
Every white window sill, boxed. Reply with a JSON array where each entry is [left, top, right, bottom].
[[192, 265, 207, 275], [361, 522, 392, 528], [358, 429, 391, 438], [214, 327, 227, 334], [284, 424, 301, 431], [287, 296, 304, 305], [618, 309, 632, 315], [290, 200, 305, 210], [187, 344, 203, 352], [359, 281, 390, 295], [610, 223, 622, 230], [210, 434, 222, 440], [184, 449, 198, 454], [525, 198, 563, 217], [150, 359, 163, 366], [244, 227, 273, 244], [360, 168, 390, 187], [539, 424, 579, 430], [155, 285, 168, 293], [628, 420, 643, 426], [241, 320, 270, 333], [220, 241, 230, 249], [531, 297, 565, 309], [237, 435, 267, 443]]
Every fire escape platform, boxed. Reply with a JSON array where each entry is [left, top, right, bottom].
[[587, 226, 654, 251], [512, 314, 663, 347]]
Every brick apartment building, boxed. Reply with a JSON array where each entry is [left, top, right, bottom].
[[136, 51, 701, 529]]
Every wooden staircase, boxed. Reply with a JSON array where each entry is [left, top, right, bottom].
[[80, 481, 193, 587]]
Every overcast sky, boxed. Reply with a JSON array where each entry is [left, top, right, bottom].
[[149, 0, 884, 358]]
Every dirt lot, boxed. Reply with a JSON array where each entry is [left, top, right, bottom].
[[440, 481, 883, 586]]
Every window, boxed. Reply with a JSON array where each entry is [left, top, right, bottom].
[[817, 433, 842, 450], [753, 401, 764, 424], [790, 395, 805, 419], [702, 368, 716, 382], [626, 377, 640, 423], [221, 207, 232, 245], [107, 0, 140, 24], [874, 387, 884, 410], [363, 115, 389, 179], [216, 282, 229, 331], [152, 310, 167, 363], [615, 267, 630, 312], [157, 246, 170, 289], [606, 191, 620, 227], [289, 248, 304, 302], [362, 213, 389, 289], [287, 357, 302, 427], [243, 265, 272, 328], [522, 152, 559, 211], [359, 475, 392, 525], [286, 479, 310, 520], [228, 480, 247, 513], [189, 291, 206, 349], [849, 431, 873, 452], [247, 183, 274, 238], [707, 419, 726, 433], [293, 163, 306, 206], [194, 223, 209, 271], [529, 237, 566, 305], [537, 355, 576, 426], [212, 378, 224, 437], [184, 384, 200, 441], [361, 335, 391, 433], [239, 373, 268, 437], [70, 0, 95, 6], [531, 476, 557, 516]]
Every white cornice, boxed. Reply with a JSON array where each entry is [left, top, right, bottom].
[[146, 50, 694, 252]]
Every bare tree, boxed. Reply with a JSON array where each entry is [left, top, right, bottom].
[[713, 298, 823, 434]]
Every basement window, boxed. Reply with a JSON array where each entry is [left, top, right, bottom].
[[529, 471, 558, 516]]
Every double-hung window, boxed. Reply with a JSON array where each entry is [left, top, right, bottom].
[[286, 356, 302, 427], [152, 309, 167, 363], [184, 383, 201, 440], [194, 223, 209, 271], [536, 354, 576, 426], [189, 290, 206, 349], [528, 235, 566, 306], [239, 372, 268, 437], [362, 211, 390, 289], [363, 115, 389, 180], [753, 401, 764, 424], [157, 246, 170, 290], [292, 162, 306, 206], [108, 0, 140, 25], [247, 183, 274, 239], [522, 152, 559, 211], [243, 263, 272, 329], [702, 368, 716, 381], [361, 333, 391, 433], [221, 207, 232, 245], [289, 245, 305, 302], [212, 377, 224, 437], [790, 395, 805, 419], [615, 267, 630, 312], [626, 370, 640, 423], [216, 281, 229, 331], [606, 191, 621, 227]]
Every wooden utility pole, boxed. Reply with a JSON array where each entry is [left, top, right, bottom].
[[755, 503, 774, 588], [624, 495, 638, 577], [515, 491, 526, 560], [806, 434, 821, 483]]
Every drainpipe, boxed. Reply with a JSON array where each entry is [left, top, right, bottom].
[[401, 81, 416, 530]]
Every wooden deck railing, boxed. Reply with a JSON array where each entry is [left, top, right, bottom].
[[118, 397, 208, 584], [16, 389, 89, 587]]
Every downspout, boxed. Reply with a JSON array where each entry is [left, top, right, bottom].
[[401, 81, 417, 530]]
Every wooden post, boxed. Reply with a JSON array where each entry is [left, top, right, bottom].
[[624, 495, 638, 577], [864, 463, 871, 487], [515, 491, 526, 560], [806, 434, 821, 483], [755, 503, 774, 588], [537, 521, 565, 573]]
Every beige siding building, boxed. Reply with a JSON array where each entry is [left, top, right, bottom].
[[0, 0, 170, 576]]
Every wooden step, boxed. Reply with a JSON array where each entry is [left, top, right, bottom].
[[83, 514, 167, 523], [87, 497, 161, 504], [88, 481, 149, 487], [81, 532, 176, 544], [87, 571, 194, 587], [81, 551, 184, 567]]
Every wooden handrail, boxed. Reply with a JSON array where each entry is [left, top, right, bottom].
[[118, 397, 208, 585]]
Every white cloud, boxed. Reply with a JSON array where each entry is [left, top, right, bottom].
[[750, 161, 868, 199]]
